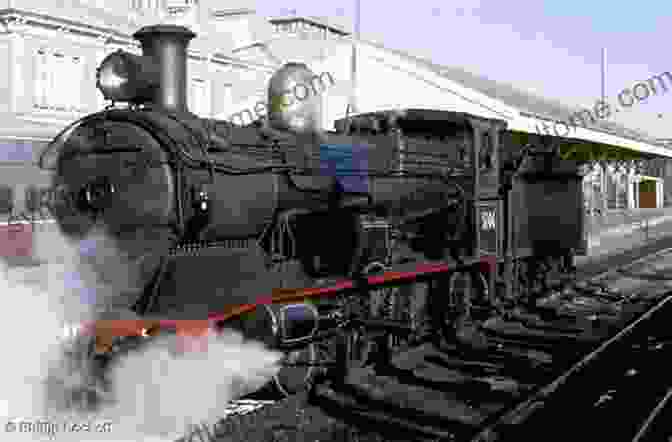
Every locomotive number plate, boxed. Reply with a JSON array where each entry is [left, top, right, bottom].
[[477, 200, 501, 257]]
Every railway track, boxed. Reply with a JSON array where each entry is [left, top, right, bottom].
[[472, 248, 672, 442], [307, 246, 672, 442], [167, 245, 672, 442], [474, 288, 672, 442], [6, 244, 672, 442]]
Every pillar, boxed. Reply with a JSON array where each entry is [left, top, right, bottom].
[[599, 161, 608, 214]]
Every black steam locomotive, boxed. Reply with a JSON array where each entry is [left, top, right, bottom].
[[41, 25, 585, 400]]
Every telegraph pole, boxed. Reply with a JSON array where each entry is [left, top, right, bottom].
[[349, 0, 360, 115], [599, 47, 608, 215], [601, 48, 607, 105]]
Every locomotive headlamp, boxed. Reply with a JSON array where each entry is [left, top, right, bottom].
[[96, 50, 159, 103], [268, 63, 322, 135]]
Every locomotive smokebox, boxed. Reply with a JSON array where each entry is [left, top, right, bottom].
[[133, 24, 195, 113]]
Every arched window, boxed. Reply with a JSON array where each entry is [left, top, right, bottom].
[[33, 50, 86, 112], [0, 185, 14, 215], [189, 78, 211, 116], [34, 49, 49, 108], [25, 186, 41, 214]]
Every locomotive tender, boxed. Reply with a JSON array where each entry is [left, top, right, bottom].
[[41, 24, 585, 399]]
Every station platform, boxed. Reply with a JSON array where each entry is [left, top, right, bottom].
[[587, 208, 672, 239], [4, 208, 672, 279], [579, 207, 672, 263]]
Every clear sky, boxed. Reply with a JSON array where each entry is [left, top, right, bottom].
[[252, 0, 671, 139]]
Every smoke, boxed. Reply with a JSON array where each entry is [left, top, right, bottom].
[[105, 330, 280, 439], [0, 223, 283, 441]]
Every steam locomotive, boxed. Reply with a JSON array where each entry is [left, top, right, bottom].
[[41, 24, 585, 402]]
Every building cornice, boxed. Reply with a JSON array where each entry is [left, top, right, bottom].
[[211, 8, 257, 19], [269, 16, 350, 36], [0, 8, 136, 45], [0, 8, 278, 71]]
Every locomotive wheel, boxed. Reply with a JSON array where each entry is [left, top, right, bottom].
[[519, 257, 547, 303], [547, 254, 575, 287], [515, 259, 531, 300], [346, 287, 394, 367], [335, 262, 416, 370], [438, 271, 489, 346], [272, 343, 319, 397], [347, 281, 434, 363], [271, 313, 346, 397], [342, 325, 377, 369], [358, 263, 426, 358], [387, 283, 429, 350]]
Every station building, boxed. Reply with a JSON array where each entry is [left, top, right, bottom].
[[0, 1, 669, 260]]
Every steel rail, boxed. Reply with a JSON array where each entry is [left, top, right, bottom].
[[471, 291, 672, 442], [631, 387, 672, 442]]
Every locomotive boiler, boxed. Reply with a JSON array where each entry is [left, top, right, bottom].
[[40, 24, 586, 403]]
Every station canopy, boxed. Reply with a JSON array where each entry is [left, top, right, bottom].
[[363, 41, 672, 160], [432, 63, 672, 160]]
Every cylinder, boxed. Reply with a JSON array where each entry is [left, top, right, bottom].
[[238, 303, 320, 348]]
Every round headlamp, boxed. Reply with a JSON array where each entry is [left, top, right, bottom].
[[96, 50, 158, 103]]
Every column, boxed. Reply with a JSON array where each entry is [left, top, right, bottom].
[[606, 163, 615, 210], [204, 53, 215, 118], [94, 37, 112, 109], [70, 56, 84, 112], [33, 49, 48, 108], [52, 53, 67, 110], [628, 162, 636, 209], [9, 30, 29, 113], [600, 161, 608, 215], [221, 83, 233, 118]]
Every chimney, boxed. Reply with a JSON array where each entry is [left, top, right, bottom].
[[133, 24, 196, 113]]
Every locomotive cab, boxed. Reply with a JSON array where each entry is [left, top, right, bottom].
[[333, 109, 506, 263]]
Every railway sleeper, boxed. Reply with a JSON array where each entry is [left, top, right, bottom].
[[311, 372, 486, 442]]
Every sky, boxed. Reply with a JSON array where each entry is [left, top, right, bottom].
[[252, 0, 671, 139]]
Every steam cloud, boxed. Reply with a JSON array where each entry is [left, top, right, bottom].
[[0, 223, 282, 441]]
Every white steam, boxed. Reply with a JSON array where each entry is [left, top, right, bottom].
[[0, 224, 282, 441]]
